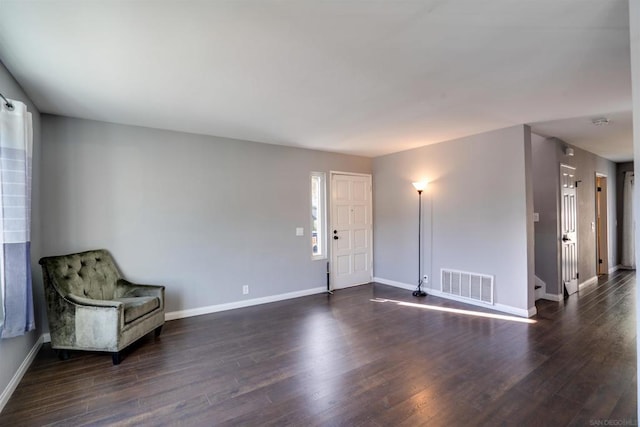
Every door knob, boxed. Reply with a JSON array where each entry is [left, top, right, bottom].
[[333, 235, 339, 240], [562, 235, 570, 242]]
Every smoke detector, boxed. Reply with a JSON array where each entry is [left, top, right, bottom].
[[591, 117, 610, 126]]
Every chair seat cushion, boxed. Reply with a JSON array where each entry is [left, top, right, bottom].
[[114, 297, 160, 323]]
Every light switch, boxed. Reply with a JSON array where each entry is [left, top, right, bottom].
[[296, 227, 304, 236], [533, 213, 539, 222]]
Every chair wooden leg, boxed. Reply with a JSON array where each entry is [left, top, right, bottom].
[[57, 349, 70, 361], [154, 325, 163, 338], [112, 352, 121, 365]]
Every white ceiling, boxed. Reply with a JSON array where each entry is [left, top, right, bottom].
[[0, 0, 633, 160]]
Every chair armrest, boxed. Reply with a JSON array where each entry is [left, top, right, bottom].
[[116, 279, 165, 311], [116, 279, 165, 298], [67, 293, 123, 309]]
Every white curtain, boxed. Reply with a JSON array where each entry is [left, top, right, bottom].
[[0, 99, 34, 338], [621, 171, 635, 269]]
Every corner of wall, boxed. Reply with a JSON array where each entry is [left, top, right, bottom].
[[523, 125, 536, 311], [0, 334, 44, 413]]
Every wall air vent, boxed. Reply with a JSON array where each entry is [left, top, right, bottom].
[[441, 268, 494, 305]]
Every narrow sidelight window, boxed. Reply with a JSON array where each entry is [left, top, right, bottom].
[[311, 172, 326, 259]]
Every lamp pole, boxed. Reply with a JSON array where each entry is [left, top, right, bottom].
[[412, 182, 427, 297]]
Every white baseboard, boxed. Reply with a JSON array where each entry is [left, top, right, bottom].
[[542, 293, 563, 302], [165, 286, 326, 321], [534, 276, 545, 300], [534, 288, 545, 301], [43, 333, 51, 343], [373, 277, 535, 318], [579, 275, 598, 290], [373, 277, 416, 291], [609, 264, 621, 274], [0, 334, 44, 413]]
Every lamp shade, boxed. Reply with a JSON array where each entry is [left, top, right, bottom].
[[412, 181, 428, 191]]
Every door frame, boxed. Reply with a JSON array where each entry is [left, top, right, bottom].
[[329, 171, 373, 290], [595, 173, 609, 275]]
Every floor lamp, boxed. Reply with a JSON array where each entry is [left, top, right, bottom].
[[412, 181, 428, 297]]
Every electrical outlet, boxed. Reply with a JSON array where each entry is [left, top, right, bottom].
[[242, 285, 249, 295], [423, 275, 429, 283]]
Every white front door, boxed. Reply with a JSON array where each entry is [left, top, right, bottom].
[[560, 164, 578, 295], [330, 173, 372, 289]]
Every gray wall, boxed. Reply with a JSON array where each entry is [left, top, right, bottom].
[[41, 115, 371, 314], [616, 161, 634, 266], [373, 125, 534, 313], [531, 135, 618, 295], [0, 61, 43, 404], [531, 134, 560, 294], [567, 141, 618, 285]]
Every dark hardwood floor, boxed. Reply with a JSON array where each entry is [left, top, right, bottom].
[[1, 270, 636, 426]]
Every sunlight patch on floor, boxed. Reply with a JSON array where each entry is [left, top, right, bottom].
[[370, 298, 536, 324]]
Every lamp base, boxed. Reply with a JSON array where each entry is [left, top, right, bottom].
[[412, 290, 427, 297]]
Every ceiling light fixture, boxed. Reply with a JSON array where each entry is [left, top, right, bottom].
[[591, 117, 610, 126]]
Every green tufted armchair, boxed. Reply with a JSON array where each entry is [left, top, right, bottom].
[[39, 249, 165, 365]]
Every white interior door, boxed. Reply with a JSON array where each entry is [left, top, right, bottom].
[[560, 164, 578, 295], [595, 175, 609, 275], [330, 173, 372, 289]]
